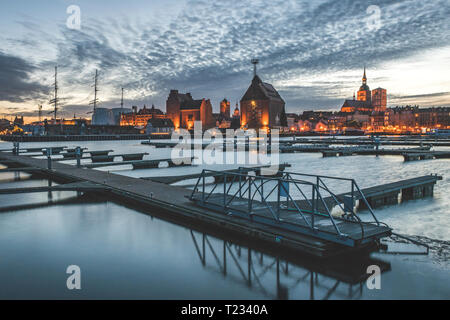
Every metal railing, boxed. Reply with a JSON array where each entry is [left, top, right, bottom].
[[189, 169, 385, 242]]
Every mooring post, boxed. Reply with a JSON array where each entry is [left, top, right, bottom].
[[47, 148, 52, 170], [75, 147, 81, 168], [13, 142, 19, 155]]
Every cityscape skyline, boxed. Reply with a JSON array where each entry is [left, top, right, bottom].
[[1, 0, 450, 122]]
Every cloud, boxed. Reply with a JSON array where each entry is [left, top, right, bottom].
[[1, 0, 450, 116], [389, 91, 450, 107], [0, 52, 50, 103], [390, 92, 450, 100]]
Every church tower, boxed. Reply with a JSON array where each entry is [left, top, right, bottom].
[[357, 67, 372, 103]]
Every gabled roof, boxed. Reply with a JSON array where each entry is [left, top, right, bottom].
[[241, 75, 285, 103]]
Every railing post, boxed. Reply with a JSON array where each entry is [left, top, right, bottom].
[[75, 147, 81, 168], [202, 172, 205, 204], [312, 185, 315, 229], [47, 148, 52, 170], [277, 180, 281, 214], [223, 173, 227, 210], [13, 142, 19, 155], [239, 174, 242, 198], [261, 177, 264, 202], [248, 177, 252, 214], [351, 180, 355, 210]]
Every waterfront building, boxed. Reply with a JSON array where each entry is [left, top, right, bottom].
[[166, 90, 215, 129], [233, 104, 240, 118], [372, 88, 387, 112], [240, 75, 285, 129], [230, 104, 241, 129], [357, 67, 371, 103], [297, 119, 313, 132], [120, 105, 166, 127], [415, 107, 450, 130], [220, 98, 231, 119], [146, 118, 175, 134], [341, 68, 387, 114], [370, 111, 386, 132]]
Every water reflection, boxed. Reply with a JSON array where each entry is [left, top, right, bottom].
[[190, 230, 391, 300]]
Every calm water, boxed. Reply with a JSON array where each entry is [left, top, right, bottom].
[[0, 139, 449, 299]]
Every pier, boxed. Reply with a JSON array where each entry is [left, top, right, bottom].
[[141, 140, 450, 161], [0, 150, 394, 258], [143, 163, 292, 184], [0, 146, 444, 257], [348, 175, 442, 209], [294, 137, 450, 147]]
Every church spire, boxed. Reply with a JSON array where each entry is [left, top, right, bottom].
[[362, 66, 367, 85]]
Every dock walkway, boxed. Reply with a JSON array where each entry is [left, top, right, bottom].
[[0, 152, 356, 257]]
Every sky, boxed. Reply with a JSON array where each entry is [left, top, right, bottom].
[[0, 0, 449, 122]]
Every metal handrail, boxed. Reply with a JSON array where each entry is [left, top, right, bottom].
[[353, 180, 380, 225], [282, 173, 364, 239], [189, 169, 386, 241], [281, 171, 355, 182]]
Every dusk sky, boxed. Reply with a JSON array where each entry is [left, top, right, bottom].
[[1, 0, 449, 121]]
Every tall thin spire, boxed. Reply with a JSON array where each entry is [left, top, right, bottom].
[[362, 66, 367, 85]]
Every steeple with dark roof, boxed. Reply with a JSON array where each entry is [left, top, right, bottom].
[[357, 67, 371, 103], [362, 66, 367, 85]]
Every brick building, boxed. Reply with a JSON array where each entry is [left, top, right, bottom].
[[166, 90, 214, 130], [240, 75, 285, 129]]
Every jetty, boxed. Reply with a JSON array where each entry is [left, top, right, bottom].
[[143, 163, 292, 184], [0, 146, 443, 258], [0, 150, 394, 258], [294, 137, 450, 147]]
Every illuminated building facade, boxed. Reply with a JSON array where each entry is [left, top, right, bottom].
[[166, 90, 214, 129], [372, 88, 387, 112], [120, 105, 166, 127], [220, 99, 231, 119], [240, 75, 285, 129], [357, 67, 371, 103], [341, 68, 387, 114]]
